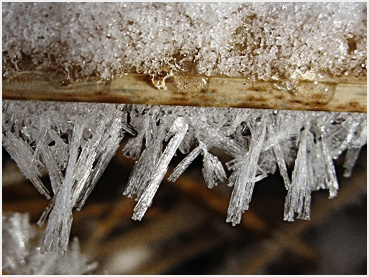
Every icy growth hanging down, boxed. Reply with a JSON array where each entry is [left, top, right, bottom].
[[132, 117, 189, 220], [2, 100, 132, 254], [283, 125, 313, 221], [226, 118, 268, 226], [2, 100, 367, 253], [2, 212, 98, 274], [122, 105, 366, 225]]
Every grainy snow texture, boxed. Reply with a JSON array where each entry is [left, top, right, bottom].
[[2, 2, 366, 80], [2, 100, 367, 253], [2, 212, 98, 274]]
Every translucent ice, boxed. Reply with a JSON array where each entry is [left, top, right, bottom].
[[2, 100, 130, 254], [131, 117, 189, 221], [2, 212, 97, 274], [2, 100, 367, 253], [226, 118, 267, 226]]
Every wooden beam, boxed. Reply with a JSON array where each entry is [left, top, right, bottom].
[[2, 71, 366, 113]]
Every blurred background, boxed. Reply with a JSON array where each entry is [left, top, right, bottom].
[[2, 140, 367, 274]]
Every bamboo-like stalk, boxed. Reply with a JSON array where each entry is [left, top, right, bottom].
[[2, 71, 366, 113]]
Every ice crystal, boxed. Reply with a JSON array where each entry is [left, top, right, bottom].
[[226, 118, 268, 226], [2, 212, 98, 274], [2, 100, 131, 254], [283, 125, 313, 221], [2, 100, 367, 254], [2, 3, 366, 80], [131, 117, 189, 221]]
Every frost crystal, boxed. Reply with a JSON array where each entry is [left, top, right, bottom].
[[283, 126, 313, 221], [2, 212, 98, 274], [2, 3, 366, 80], [226, 118, 268, 226], [3, 100, 130, 254], [131, 117, 189, 220], [2, 100, 367, 254]]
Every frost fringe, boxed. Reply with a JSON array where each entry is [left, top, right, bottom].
[[2, 212, 98, 274], [2, 100, 367, 254]]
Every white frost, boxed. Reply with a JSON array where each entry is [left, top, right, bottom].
[[2, 100, 367, 253]]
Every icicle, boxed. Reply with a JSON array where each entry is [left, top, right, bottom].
[[40, 105, 127, 253], [40, 122, 83, 254], [267, 125, 291, 190], [343, 147, 362, 177], [132, 117, 189, 221], [168, 145, 202, 182], [226, 119, 267, 226], [320, 128, 339, 199], [200, 142, 227, 189], [123, 124, 166, 199], [283, 125, 313, 222], [76, 117, 126, 210], [2, 132, 51, 199], [343, 118, 367, 177], [3, 101, 128, 253]]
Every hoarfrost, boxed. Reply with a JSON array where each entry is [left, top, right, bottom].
[[131, 117, 189, 221], [2, 100, 367, 253], [2, 212, 98, 274], [3, 100, 129, 254], [226, 118, 267, 226], [283, 125, 313, 221]]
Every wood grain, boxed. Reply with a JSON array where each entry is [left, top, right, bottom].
[[2, 71, 366, 113]]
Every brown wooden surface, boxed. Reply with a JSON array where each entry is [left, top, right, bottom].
[[2, 71, 367, 113]]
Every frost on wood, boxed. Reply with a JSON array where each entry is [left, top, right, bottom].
[[122, 105, 366, 224], [2, 212, 98, 274], [2, 100, 130, 254], [2, 100, 367, 254]]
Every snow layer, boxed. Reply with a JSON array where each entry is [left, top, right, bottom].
[[2, 2, 367, 80]]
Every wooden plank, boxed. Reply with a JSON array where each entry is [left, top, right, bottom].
[[2, 71, 366, 113]]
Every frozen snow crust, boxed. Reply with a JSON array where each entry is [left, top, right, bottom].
[[2, 100, 367, 254], [2, 2, 367, 81]]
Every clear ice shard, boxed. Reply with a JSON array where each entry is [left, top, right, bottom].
[[343, 118, 367, 177], [168, 145, 203, 182], [131, 117, 189, 221], [2, 131, 51, 199], [267, 124, 291, 190], [2, 100, 367, 254], [2, 100, 129, 254], [226, 118, 267, 226], [168, 142, 226, 189], [283, 125, 313, 221], [201, 142, 227, 189], [2, 212, 98, 274]]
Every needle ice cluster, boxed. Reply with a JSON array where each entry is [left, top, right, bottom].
[[3, 100, 133, 254], [2, 212, 98, 274], [2, 2, 366, 80], [3, 100, 367, 253]]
